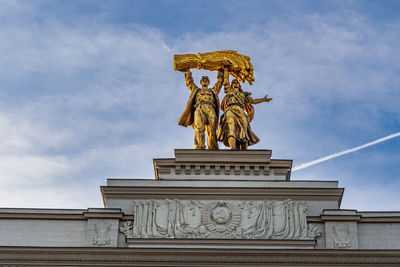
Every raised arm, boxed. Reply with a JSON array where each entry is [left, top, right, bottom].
[[248, 94, 273, 104], [212, 69, 224, 94], [185, 69, 198, 92], [223, 67, 231, 93]]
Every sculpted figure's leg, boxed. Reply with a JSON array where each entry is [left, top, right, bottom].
[[237, 109, 249, 140], [194, 108, 206, 149], [226, 113, 237, 149], [227, 115, 236, 139], [206, 109, 219, 150], [228, 136, 237, 150], [239, 142, 248, 150]]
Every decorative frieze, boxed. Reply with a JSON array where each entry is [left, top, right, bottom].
[[120, 199, 320, 240]]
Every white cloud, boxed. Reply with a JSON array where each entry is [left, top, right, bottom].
[[0, 112, 74, 187], [0, 2, 399, 211], [0, 183, 102, 208], [342, 181, 400, 211]]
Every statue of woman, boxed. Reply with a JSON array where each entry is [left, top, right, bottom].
[[217, 78, 272, 150]]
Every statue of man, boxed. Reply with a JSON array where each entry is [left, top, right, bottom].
[[217, 77, 272, 150], [178, 69, 223, 149]]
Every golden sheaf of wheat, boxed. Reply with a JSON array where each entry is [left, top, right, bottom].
[[174, 50, 255, 85]]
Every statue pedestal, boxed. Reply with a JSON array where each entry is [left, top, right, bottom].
[[154, 149, 291, 181]]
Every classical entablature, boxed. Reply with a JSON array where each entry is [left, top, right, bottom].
[[1, 149, 400, 266]]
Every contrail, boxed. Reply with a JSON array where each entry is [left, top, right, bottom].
[[292, 132, 400, 172]]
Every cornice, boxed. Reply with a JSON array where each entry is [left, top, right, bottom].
[[1, 247, 400, 265], [101, 186, 344, 206], [0, 213, 132, 220]]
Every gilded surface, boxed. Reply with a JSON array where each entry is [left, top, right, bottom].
[[218, 78, 272, 150], [174, 50, 254, 84], [178, 70, 223, 149], [175, 51, 272, 150]]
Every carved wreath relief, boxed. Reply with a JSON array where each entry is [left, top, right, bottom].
[[120, 199, 321, 240]]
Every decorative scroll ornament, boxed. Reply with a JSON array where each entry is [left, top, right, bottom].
[[120, 199, 320, 240], [93, 222, 111, 246]]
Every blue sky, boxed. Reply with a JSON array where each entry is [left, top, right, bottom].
[[0, 0, 399, 210]]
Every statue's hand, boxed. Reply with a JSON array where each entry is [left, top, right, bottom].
[[264, 95, 273, 102], [221, 58, 232, 68]]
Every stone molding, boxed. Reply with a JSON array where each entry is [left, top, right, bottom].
[[126, 239, 317, 249], [83, 212, 123, 219], [0, 209, 130, 220], [0, 213, 87, 220], [101, 186, 344, 205], [2, 247, 400, 265], [308, 215, 400, 223], [153, 149, 292, 180], [359, 217, 400, 223], [320, 215, 361, 221]]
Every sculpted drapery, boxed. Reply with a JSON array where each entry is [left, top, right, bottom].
[[217, 79, 259, 150], [217, 76, 272, 150], [176, 51, 271, 150], [120, 199, 320, 240], [178, 70, 223, 149]]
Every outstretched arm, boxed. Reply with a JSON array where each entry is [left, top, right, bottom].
[[249, 94, 273, 104], [185, 69, 198, 92]]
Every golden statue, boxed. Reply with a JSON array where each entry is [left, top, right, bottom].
[[177, 69, 223, 149], [175, 50, 269, 150], [217, 76, 272, 150]]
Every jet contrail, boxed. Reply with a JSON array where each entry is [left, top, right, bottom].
[[292, 132, 400, 172]]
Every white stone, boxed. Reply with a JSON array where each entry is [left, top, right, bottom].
[[358, 223, 400, 249], [86, 219, 119, 247], [325, 222, 358, 249], [0, 219, 86, 247], [107, 179, 339, 188], [119, 199, 320, 240]]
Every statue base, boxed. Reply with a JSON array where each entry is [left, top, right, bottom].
[[153, 149, 291, 181]]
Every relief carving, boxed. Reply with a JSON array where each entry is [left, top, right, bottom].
[[202, 201, 241, 237], [307, 224, 321, 239], [119, 221, 134, 238], [333, 225, 351, 248], [93, 222, 111, 246], [120, 199, 319, 240]]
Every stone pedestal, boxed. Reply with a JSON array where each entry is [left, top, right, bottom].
[[153, 149, 291, 180]]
